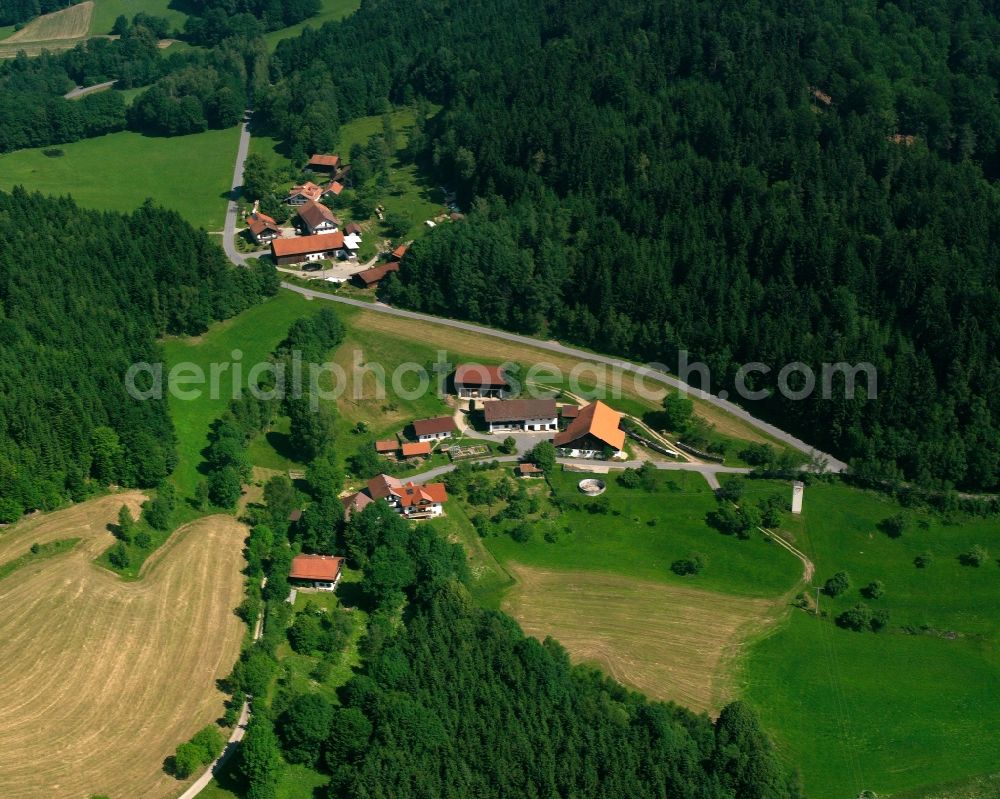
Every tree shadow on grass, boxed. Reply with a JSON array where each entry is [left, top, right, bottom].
[[265, 430, 302, 464], [335, 580, 371, 612]]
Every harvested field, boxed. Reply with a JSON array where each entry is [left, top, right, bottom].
[[503, 563, 777, 714], [0, 493, 247, 799], [0, 2, 94, 57]]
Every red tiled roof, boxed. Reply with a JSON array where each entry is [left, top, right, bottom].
[[396, 481, 447, 508], [391, 244, 408, 260], [354, 261, 399, 286], [271, 232, 344, 258], [412, 416, 455, 437], [288, 509, 303, 522], [401, 441, 432, 457], [297, 200, 339, 231], [345, 222, 363, 235], [325, 181, 344, 196], [245, 211, 279, 236], [342, 491, 373, 517], [455, 364, 508, 388], [553, 400, 625, 450], [289, 554, 344, 582], [308, 153, 341, 168], [517, 463, 542, 474], [287, 182, 324, 202], [560, 404, 580, 418], [367, 473, 404, 500], [484, 399, 556, 423], [374, 439, 398, 453]]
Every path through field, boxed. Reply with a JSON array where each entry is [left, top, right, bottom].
[[0, 494, 247, 799], [503, 563, 778, 714]]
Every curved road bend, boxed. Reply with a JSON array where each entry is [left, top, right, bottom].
[[219, 115, 844, 473], [280, 282, 848, 473]]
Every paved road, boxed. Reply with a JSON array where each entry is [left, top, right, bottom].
[[222, 117, 253, 267], [177, 576, 265, 799], [63, 79, 116, 99], [281, 282, 848, 472], [220, 111, 845, 474]]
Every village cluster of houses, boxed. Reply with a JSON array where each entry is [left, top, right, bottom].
[[242, 152, 372, 267], [454, 364, 627, 458], [283, 366, 629, 591]]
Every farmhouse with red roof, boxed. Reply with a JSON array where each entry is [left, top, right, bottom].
[[288, 554, 344, 591], [342, 474, 449, 520], [454, 364, 511, 399]]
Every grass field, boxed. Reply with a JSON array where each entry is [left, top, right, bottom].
[[89, 0, 189, 35], [505, 563, 778, 714], [0, 493, 247, 799], [743, 481, 1000, 799], [163, 291, 324, 501], [262, 0, 359, 49], [480, 470, 801, 599], [437, 465, 800, 717], [0, 1, 93, 57], [0, 127, 240, 229]]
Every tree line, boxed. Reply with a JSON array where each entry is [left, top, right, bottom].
[[0, 17, 269, 150], [0, 188, 276, 522], [259, 0, 1000, 492]]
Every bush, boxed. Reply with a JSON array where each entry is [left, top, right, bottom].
[[587, 495, 611, 514], [861, 580, 884, 600], [878, 513, 907, 538], [823, 571, 850, 597], [498, 436, 518, 454], [108, 541, 130, 569], [510, 522, 534, 543], [914, 551, 933, 568], [960, 544, 988, 566], [134, 529, 152, 549], [716, 478, 744, 503], [617, 468, 641, 489], [836, 603, 873, 631], [171, 741, 205, 779], [190, 725, 224, 763], [671, 553, 705, 575], [528, 441, 556, 472], [870, 608, 890, 631]]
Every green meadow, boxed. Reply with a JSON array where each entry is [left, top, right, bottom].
[[744, 481, 1000, 799], [262, 0, 360, 50], [162, 291, 323, 501], [0, 127, 240, 229], [483, 469, 802, 600], [89, 0, 189, 35]]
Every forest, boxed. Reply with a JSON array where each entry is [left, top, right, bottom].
[[0, 0, 76, 26], [229, 465, 801, 799], [0, 24, 268, 149], [0, 188, 277, 522], [260, 0, 1000, 491]]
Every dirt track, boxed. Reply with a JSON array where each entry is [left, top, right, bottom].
[[0, 494, 247, 799]]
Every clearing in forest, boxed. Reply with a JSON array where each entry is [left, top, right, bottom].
[[0, 493, 247, 799], [503, 563, 777, 714]]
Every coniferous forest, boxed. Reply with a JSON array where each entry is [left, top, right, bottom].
[[0, 188, 277, 521], [262, 0, 1000, 491]]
